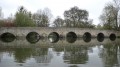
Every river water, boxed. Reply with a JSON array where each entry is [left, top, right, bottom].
[[0, 36, 120, 67]]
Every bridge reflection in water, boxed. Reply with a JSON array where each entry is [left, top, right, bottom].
[[0, 35, 120, 67]]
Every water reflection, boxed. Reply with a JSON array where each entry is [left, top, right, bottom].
[[14, 48, 32, 63], [63, 46, 88, 64], [97, 37, 104, 42], [33, 48, 53, 63], [0, 47, 53, 64], [0, 38, 120, 67], [83, 37, 91, 42], [53, 46, 64, 56], [99, 44, 120, 67], [0, 52, 2, 63], [69, 65, 79, 67]]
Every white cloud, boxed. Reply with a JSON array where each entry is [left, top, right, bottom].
[[0, 0, 112, 25]]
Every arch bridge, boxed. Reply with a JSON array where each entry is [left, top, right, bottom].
[[0, 27, 120, 38]]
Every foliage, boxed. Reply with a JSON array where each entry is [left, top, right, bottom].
[[14, 6, 36, 27], [53, 17, 64, 27], [96, 24, 103, 30], [53, 6, 95, 28], [14, 48, 33, 63], [0, 20, 4, 27], [99, 3, 117, 30], [0, 7, 4, 19], [32, 8, 52, 27], [1, 6, 96, 28], [63, 6, 94, 28], [0, 7, 2, 18], [99, 0, 120, 30], [100, 44, 120, 67]]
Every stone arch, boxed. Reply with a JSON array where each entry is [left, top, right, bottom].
[[48, 32, 59, 43], [109, 33, 116, 41], [0, 32, 16, 42], [97, 33, 104, 42], [26, 32, 40, 43], [66, 32, 77, 43], [83, 32, 91, 42]]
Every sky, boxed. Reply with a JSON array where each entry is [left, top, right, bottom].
[[0, 0, 112, 25]]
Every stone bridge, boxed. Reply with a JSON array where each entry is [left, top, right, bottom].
[[0, 27, 120, 38]]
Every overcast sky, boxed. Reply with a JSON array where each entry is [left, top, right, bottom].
[[0, 0, 112, 25]]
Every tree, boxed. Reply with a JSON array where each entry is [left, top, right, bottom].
[[113, 0, 120, 30], [0, 7, 2, 18], [96, 23, 103, 29], [0, 7, 4, 27], [99, 4, 116, 30], [0, 7, 3, 19], [53, 17, 64, 27], [99, 0, 120, 30], [0, 7, 4, 19], [99, 44, 120, 67], [64, 6, 94, 28], [82, 20, 95, 28], [32, 8, 52, 27], [14, 6, 35, 27]]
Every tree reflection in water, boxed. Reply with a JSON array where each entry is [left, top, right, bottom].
[[14, 48, 33, 63], [63, 46, 89, 64], [99, 44, 120, 67], [69, 65, 78, 67], [32, 48, 53, 63], [0, 47, 53, 64], [0, 52, 2, 63], [53, 46, 64, 56], [0, 38, 120, 67]]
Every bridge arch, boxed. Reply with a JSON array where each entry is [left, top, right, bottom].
[[48, 32, 59, 43], [83, 32, 91, 42], [26, 32, 40, 43], [97, 33, 104, 42], [109, 33, 116, 41], [83, 32, 91, 38], [0, 32, 16, 42], [66, 32, 77, 43]]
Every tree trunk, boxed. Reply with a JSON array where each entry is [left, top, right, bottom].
[[115, 14, 118, 30]]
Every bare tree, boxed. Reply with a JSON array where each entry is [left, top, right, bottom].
[[0, 7, 2, 18], [32, 8, 52, 27], [99, 0, 120, 30], [53, 16, 64, 27], [99, 3, 116, 29], [113, 0, 120, 29], [0, 7, 3, 19]]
